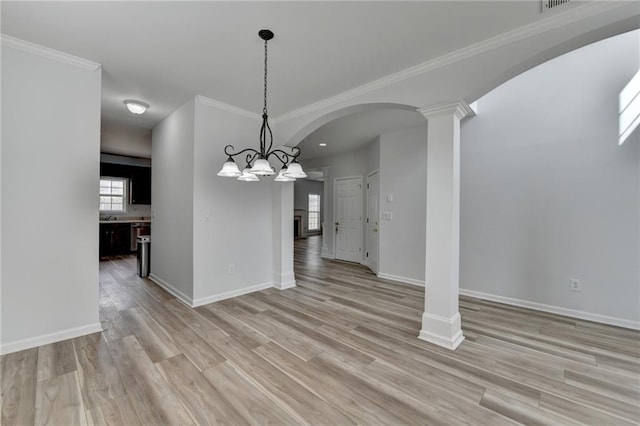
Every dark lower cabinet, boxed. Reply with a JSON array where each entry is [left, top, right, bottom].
[[100, 223, 131, 256]]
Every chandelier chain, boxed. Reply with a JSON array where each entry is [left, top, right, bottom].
[[263, 39, 268, 115]]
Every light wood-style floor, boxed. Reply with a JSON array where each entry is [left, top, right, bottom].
[[2, 236, 639, 425]]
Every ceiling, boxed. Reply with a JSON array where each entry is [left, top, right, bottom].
[[298, 108, 425, 161], [1, 1, 552, 129]]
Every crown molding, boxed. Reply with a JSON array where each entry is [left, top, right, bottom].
[[1, 34, 101, 71], [419, 101, 475, 120], [274, 1, 629, 124], [196, 95, 261, 121]]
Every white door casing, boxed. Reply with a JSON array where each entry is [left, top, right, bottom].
[[366, 171, 379, 273], [334, 176, 362, 263]]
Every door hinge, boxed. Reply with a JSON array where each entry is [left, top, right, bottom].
[[366, 218, 369, 223], [366, 252, 369, 257], [367, 183, 369, 189], [359, 247, 362, 252]]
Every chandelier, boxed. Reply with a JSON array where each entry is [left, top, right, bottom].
[[217, 29, 306, 182]]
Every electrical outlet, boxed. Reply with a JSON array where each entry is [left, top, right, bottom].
[[570, 278, 581, 292], [228, 264, 235, 274]]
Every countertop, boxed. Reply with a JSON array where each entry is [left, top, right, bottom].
[[99, 219, 151, 224]]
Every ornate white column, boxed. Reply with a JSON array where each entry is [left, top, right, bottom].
[[418, 101, 474, 350], [272, 182, 296, 290]]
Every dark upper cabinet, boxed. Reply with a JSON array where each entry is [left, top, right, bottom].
[[100, 162, 130, 179], [100, 162, 151, 205], [130, 166, 151, 205]]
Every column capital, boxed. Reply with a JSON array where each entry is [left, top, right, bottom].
[[418, 101, 475, 120]]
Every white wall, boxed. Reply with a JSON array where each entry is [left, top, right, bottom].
[[101, 120, 152, 159], [294, 179, 324, 236], [379, 124, 427, 284], [192, 100, 275, 302], [150, 99, 195, 300], [1, 45, 102, 352], [151, 98, 292, 305], [460, 30, 640, 325], [367, 137, 380, 176]]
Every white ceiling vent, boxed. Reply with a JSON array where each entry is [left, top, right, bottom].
[[542, 0, 571, 13]]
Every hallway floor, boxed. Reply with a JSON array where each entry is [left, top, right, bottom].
[[2, 236, 639, 425]]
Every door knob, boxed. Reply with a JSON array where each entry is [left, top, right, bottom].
[[373, 228, 378, 232]]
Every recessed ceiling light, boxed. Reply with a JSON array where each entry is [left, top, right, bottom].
[[319, 143, 327, 147], [124, 99, 149, 115]]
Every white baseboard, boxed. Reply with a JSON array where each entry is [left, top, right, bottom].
[[320, 253, 335, 260], [1, 322, 103, 355], [459, 288, 640, 331], [149, 273, 286, 308], [192, 281, 273, 307], [273, 272, 296, 291], [148, 274, 194, 306], [377, 272, 425, 287], [362, 261, 378, 275], [274, 280, 296, 290]]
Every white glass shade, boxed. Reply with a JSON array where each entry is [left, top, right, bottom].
[[249, 158, 275, 176], [217, 160, 241, 177], [274, 167, 295, 182], [237, 168, 259, 181], [283, 162, 307, 178], [124, 100, 149, 115]]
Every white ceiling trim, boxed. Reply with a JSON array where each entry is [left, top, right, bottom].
[[0, 34, 101, 71], [196, 95, 261, 121], [273, 1, 626, 124]]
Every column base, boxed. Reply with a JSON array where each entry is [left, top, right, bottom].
[[273, 272, 296, 290], [418, 312, 464, 350]]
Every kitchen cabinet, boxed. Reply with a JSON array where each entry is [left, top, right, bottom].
[[100, 223, 131, 256], [130, 166, 151, 205], [100, 162, 129, 179]]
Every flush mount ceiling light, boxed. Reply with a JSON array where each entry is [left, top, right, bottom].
[[319, 143, 327, 147], [124, 100, 149, 115], [217, 29, 306, 181]]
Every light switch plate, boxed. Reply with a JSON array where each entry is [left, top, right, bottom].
[[382, 212, 393, 220]]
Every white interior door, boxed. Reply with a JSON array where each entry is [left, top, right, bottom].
[[335, 177, 362, 263], [366, 172, 379, 273]]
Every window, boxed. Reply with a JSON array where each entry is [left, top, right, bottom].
[[308, 194, 320, 231], [100, 178, 127, 212]]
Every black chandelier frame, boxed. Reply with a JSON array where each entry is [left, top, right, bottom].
[[222, 29, 301, 170]]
